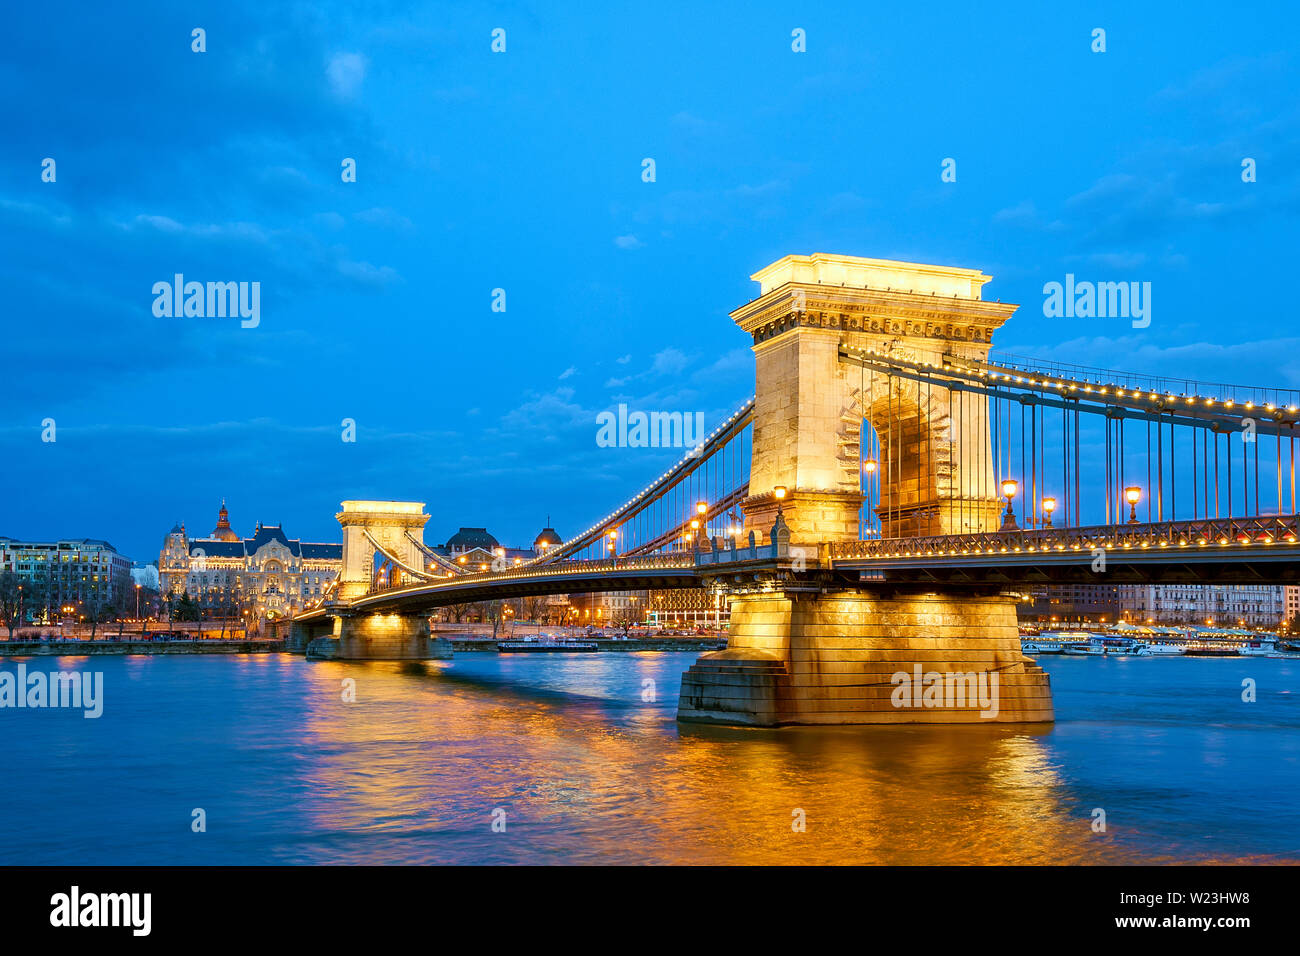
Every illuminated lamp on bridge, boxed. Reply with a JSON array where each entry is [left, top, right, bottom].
[[1125, 486, 1142, 523], [1041, 496, 1056, 528], [999, 479, 1019, 531]]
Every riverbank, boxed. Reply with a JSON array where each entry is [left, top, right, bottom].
[[0, 639, 285, 656], [449, 637, 727, 652]]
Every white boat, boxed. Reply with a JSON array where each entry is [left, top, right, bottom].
[[1021, 637, 1068, 654], [1062, 640, 1106, 656], [1240, 638, 1277, 657], [1133, 642, 1186, 657]]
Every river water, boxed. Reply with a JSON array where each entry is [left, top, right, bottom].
[[1, 651, 1297, 864]]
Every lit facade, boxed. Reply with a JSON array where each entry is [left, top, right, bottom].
[[0, 536, 133, 621], [159, 503, 342, 619], [1117, 584, 1285, 628]]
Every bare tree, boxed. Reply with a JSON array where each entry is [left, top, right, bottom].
[[83, 584, 111, 640], [0, 571, 20, 639], [521, 595, 546, 622], [488, 599, 505, 639]]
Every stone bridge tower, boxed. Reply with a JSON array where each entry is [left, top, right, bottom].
[[678, 254, 1053, 727], [732, 253, 1019, 543], [335, 500, 430, 601]]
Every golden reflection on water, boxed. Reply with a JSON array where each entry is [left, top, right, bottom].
[[282, 657, 1220, 865]]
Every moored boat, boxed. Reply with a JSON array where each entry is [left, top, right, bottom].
[[1133, 641, 1186, 656], [497, 641, 598, 653]]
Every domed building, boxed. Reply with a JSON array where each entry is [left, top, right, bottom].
[[159, 502, 343, 621], [444, 527, 501, 554], [209, 500, 240, 542], [533, 525, 563, 553]]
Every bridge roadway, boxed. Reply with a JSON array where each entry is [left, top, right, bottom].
[[293, 513, 1300, 634], [828, 514, 1300, 585], [293, 553, 703, 625]]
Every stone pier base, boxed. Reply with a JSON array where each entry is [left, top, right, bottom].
[[334, 613, 453, 661], [677, 590, 1053, 726]]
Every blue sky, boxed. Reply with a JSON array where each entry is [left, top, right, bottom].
[[2, 1, 1298, 562]]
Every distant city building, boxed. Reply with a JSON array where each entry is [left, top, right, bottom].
[[1022, 584, 1121, 624], [428, 525, 549, 571], [158, 502, 342, 619], [131, 564, 160, 591], [0, 535, 133, 622], [648, 588, 728, 627], [1024, 582, 1287, 628], [1117, 584, 1285, 628]]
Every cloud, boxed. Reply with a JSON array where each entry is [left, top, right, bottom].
[[326, 52, 368, 98], [336, 259, 400, 286], [992, 200, 1065, 233], [651, 348, 690, 376], [558, 366, 577, 380], [354, 207, 415, 231], [1066, 251, 1149, 270], [614, 234, 644, 249]]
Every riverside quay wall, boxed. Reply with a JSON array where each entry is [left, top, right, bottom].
[[0, 639, 285, 656]]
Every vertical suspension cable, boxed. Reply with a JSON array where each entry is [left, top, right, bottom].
[[1204, 421, 1210, 521], [1074, 406, 1081, 526], [1215, 428, 1221, 519], [1255, 432, 1260, 516], [1227, 428, 1232, 519], [926, 373, 933, 535], [1147, 418, 1152, 523], [888, 371, 894, 537], [1063, 404, 1069, 527], [1169, 418, 1175, 521], [1105, 412, 1111, 525], [1020, 399, 1026, 527], [1157, 414, 1164, 522], [1033, 402, 1039, 528]]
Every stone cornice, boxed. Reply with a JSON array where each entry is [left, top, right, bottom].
[[732, 282, 1019, 347]]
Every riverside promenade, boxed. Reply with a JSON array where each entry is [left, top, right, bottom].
[[1, 637, 285, 656]]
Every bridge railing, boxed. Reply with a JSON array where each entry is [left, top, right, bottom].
[[364, 552, 697, 595], [827, 514, 1300, 562], [693, 531, 791, 565]]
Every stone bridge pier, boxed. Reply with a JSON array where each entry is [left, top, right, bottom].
[[304, 611, 452, 661], [297, 499, 452, 661], [677, 253, 1054, 727]]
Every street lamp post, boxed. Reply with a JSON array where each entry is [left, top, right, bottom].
[[1125, 486, 1142, 524], [773, 485, 787, 518], [1041, 496, 1057, 529], [1000, 479, 1020, 531]]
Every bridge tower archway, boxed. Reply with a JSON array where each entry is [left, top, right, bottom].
[[335, 500, 430, 601], [731, 254, 1016, 544]]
